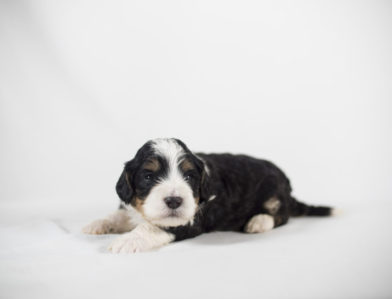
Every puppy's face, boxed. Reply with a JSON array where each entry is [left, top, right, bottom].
[[116, 138, 207, 227]]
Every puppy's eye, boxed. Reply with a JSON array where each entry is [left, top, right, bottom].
[[184, 174, 192, 181], [144, 174, 152, 181]]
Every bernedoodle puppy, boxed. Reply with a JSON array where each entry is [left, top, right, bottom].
[[83, 138, 334, 253]]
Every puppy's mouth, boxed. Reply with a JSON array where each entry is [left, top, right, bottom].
[[167, 210, 180, 217], [147, 209, 185, 220], [147, 210, 193, 227]]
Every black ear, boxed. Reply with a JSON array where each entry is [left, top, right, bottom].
[[194, 157, 211, 203], [115, 163, 134, 204], [200, 170, 211, 204]]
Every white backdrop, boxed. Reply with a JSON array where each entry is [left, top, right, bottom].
[[1, 1, 391, 299]]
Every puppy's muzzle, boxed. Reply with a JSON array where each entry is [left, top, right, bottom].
[[164, 196, 183, 209]]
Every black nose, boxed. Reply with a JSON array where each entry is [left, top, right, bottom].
[[164, 196, 183, 209]]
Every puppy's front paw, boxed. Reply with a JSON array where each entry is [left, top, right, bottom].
[[108, 223, 174, 253], [108, 233, 151, 253], [82, 219, 113, 235]]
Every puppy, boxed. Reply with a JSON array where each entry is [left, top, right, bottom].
[[83, 138, 334, 253]]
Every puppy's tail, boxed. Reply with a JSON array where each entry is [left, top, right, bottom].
[[290, 197, 335, 217]]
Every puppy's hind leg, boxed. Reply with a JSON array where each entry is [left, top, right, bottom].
[[82, 209, 136, 235], [244, 214, 275, 233], [244, 195, 291, 233]]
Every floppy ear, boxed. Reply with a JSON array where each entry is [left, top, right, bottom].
[[200, 170, 211, 204], [194, 157, 211, 203], [115, 162, 134, 204]]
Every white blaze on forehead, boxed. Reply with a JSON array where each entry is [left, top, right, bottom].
[[150, 138, 188, 195], [151, 138, 185, 167]]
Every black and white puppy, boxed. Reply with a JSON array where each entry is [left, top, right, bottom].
[[83, 138, 334, 253]]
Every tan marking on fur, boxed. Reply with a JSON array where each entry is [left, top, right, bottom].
[[143, 158, 160, 172], [264, 196, 281, 215], [134, 197, 145, 215], [180, 159, 195, 172]]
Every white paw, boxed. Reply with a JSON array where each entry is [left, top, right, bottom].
[[82, 219, 113, 235], [245, 214, 274, 233], [108, 223, 174, 254], [108, 233, 153, 253]]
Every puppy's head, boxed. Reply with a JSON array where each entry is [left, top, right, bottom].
[[116, 138, 209, 227]]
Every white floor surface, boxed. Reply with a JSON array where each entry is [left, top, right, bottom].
[[1, 199, 391, 299]]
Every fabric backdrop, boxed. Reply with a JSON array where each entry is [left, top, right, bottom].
[[1, 1, 391, 298]]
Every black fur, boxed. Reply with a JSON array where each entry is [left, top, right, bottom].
[[165, 153, 332, 241], [116, 139, 332, 242]]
